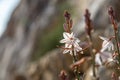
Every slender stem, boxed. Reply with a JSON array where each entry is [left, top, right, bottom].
[[88, 35, 96, 77], [114, 30, 120, 64], [72, 50, 81, 80]]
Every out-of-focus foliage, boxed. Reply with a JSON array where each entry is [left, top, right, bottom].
[[32, 1, 74, 60]]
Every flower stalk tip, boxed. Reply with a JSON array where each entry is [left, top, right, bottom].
[[64, 10, 71, 20], [108, 6, 118, 31], [84, 9, 93, 36], [108, 7, 120, 64], [63, 10, 72, 33]]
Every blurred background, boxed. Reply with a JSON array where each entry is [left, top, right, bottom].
[[0, 0, 120, 80]]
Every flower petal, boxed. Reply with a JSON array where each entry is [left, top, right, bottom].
[[69, 50, 73, 55], [75, 38, 80, 43], [65, 44, 72, 48], [95, 53, 102, 65], [99, 36, 108, 41], [100, 47, 106, 52], [102, 40, 108, 48], [111, 43, 114, 50], [63, 49, 69, 54], [63, 32, 70, 39], [70, 32, 74, 38], [60, 39, 68, 43]]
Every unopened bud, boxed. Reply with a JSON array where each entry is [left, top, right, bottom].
[[59, 70, 69, 80], [84, 9, 93, 36]]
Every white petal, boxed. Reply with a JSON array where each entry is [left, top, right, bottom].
[[74, 42, 82, 52], [75, 38, 80, 43], [75, 45, 82, 51], [65, 44, 72, 48], [107, 58, 113, 62], [70, 32, 74, 38], [95, 53, 102, 65], [101, 52, 112, 62], [69, 50, 73, 55], [74, 41, 79, 47], [73, 49, 77, 55], [108, 46, 111, 51], [101, 42, 110, 52], [101, 41, 114, 52], [60, 39, 68, 43], [95, 52, 113, 65], [100, 48, 106, 52], [99, 36, 108, 41], [102, 41, 108, 47], [101, 45, 109, 52], [108, 43, 113, 51], [109, 42, 114, 51], [63, 32, 70, 39], [111, 43, 114, 50], [63, 50, 69, 54], [77, 47, 82, 51]]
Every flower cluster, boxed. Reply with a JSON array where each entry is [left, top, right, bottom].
[[95, 7, 120, 67], [59, 7, 120, 80], [60, 11, 83, 56]]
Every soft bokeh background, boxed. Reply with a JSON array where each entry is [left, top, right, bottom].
[[0, 0, 120, 80]]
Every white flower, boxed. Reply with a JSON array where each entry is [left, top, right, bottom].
[[60, 32, 82, 55], [95, 52, 113, 65], [62, 44, 72, 55], [99, 36, 114, 52]]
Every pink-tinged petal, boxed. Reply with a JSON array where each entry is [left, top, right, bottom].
[[77, 47, 82, 51], [75, 43, 82, 50], [74, 41, 79, 47], [109, 42, 114, 50], [69, 50, 73, 55], [76, 44, 82, 50], [73, 49, 77, 55], [100, 36, 114, 52], [111, 43, 114, 50], [108, 46, 111, 51], [63, 50, 69, 54], [80, 51, 84, 54], [108, 43, 113, 51], [102, 40, 108, 47], [101, 45, 106, 52], [101, 41, 114, 52], [75, 38, 80, 43], [101, 52, 112, 58], [60, 39, 68, 43], [70, 32, 74, 38], [95, 52, 113, 65], [95, 53, 102, 65], [100, 52, 113, 63], [107, 58, 113, 62], [99, 36, 108, 41], [63, 32, 70, 39], [73, 42, 82, 52], [65, 44, 72, 48]]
